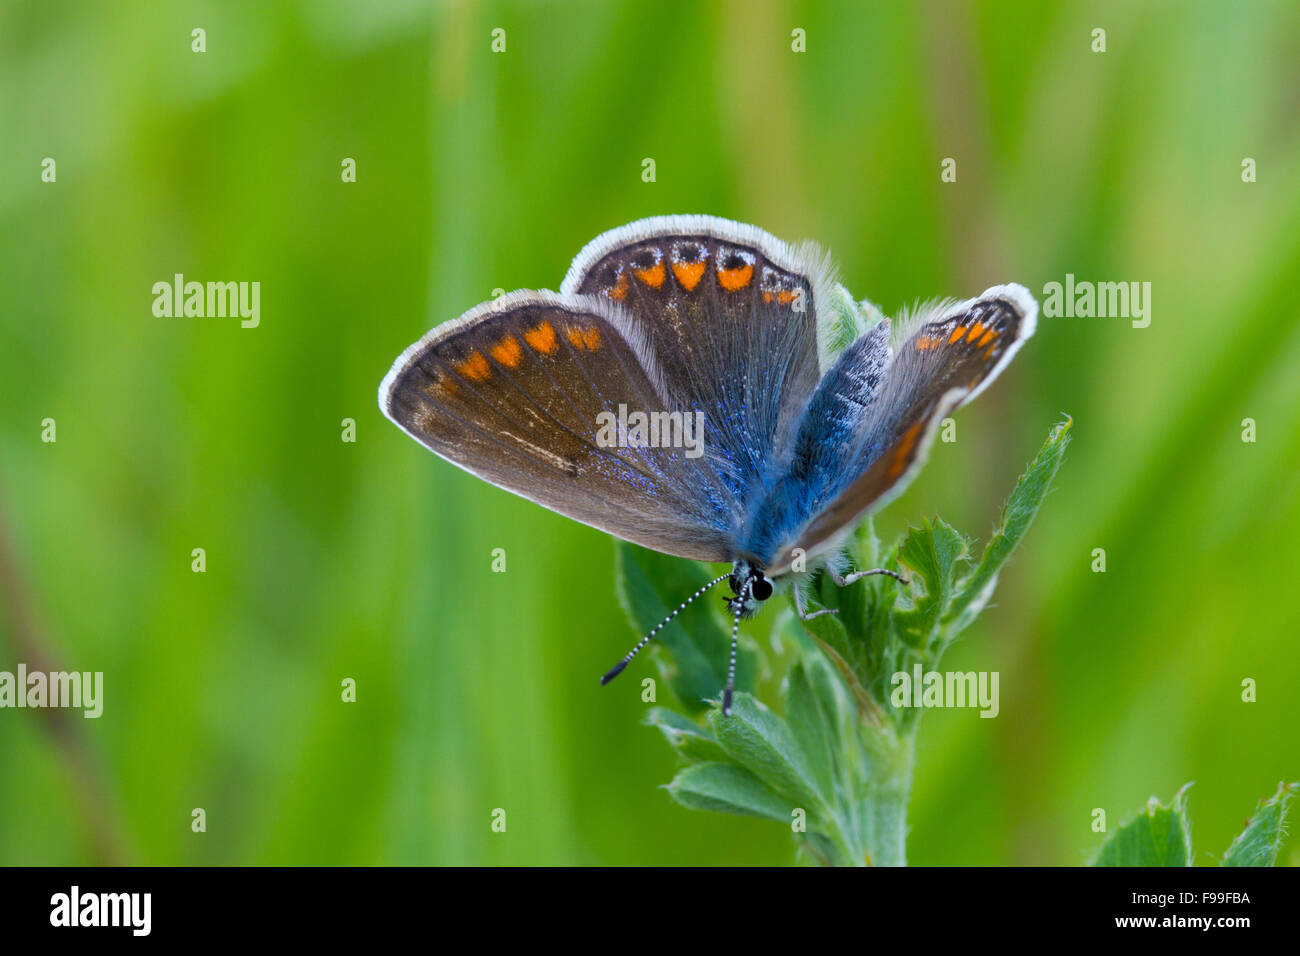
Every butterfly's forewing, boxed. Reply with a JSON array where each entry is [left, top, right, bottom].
[[563, 216, 834, 523], [380, 291, 733, 561], [763, 284, 1038, 573]]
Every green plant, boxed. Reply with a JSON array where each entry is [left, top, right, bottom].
[[617, 417, 1073, 866], [1091, 782, 1297, 867], [619, 415, 1297, 866]]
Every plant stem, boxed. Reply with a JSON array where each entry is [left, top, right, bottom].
[[856, 727, 915, 866]]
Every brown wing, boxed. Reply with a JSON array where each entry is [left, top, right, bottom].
[[562, 216, 834, 516], [764, 284, 1038, 574], [380, 291, 734, 561]]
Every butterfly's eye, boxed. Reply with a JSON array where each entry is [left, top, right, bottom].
[[751, 576, 774, 601]]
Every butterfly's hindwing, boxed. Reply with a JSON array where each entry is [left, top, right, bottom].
[[763, 285, 1037, 572], [739, 319, 891, 565]]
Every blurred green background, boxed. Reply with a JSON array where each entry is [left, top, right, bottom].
[[2, 0, 1297, 866]]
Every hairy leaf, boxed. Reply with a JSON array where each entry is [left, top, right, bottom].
[[644, 707, 729, 764], [1220, 781, 1297, 867], [1092, 784, 1193, 867], [709, 692, 826, 813], [665, 763, 793, 823], [893, 517, 971, 653], [949, 416, 1072, 631]]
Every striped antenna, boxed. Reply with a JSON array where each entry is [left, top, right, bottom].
[[722, 579, 750, 717], [600, 572, 730, 687]]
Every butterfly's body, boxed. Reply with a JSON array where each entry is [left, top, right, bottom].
[[381, 216, 1036, 713]]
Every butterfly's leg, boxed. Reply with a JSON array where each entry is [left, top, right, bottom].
[[828, 567, 908, 587], [793, 583, 838, 621]]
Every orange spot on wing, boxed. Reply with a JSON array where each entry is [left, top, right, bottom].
[[456, 350, 491, 381], [718, 263, 754, 291], [608, 271, 629, 301], [490, 335, 523, 368], [524, 321, 558, 354], [949, 326, 967, 344], [634, 262, 666, 289], [777, 289, 797, 306], [672, 260, 707, 292], [966, 323, 986, 343], [565, 325, 602, 350], [887, 422, 923, 479], [424, 377, 458, 398], [977, 328, 997, 347]]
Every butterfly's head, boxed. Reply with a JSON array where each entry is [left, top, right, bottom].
[[727, 559, 776, 618]]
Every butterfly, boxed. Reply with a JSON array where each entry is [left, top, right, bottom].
[[379, 216, 1036, 714]]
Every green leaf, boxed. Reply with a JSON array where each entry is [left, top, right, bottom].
[[708, 692, 825, 812], [1220, 781, 1297, 866], [949, 416, 1072, 631], [646, 421, 1078, 865], [786, 516, 903, 716], [796, 578, 852, 644], [1092, 784, 1193, 866], [643, 707, 728, 764], [793, 579, 857, 674], [665, 763, 794, 823], [821, 285, 878, 360], [892, 517, 971, 652], [784, 660, 841, 804], [613, 542, 754, 712]]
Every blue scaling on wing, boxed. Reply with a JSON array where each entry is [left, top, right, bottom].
[[738, 321, 891, 565], [561, 217, 831, 561]]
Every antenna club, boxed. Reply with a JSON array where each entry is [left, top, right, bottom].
[[600, 660, 629, 685]]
